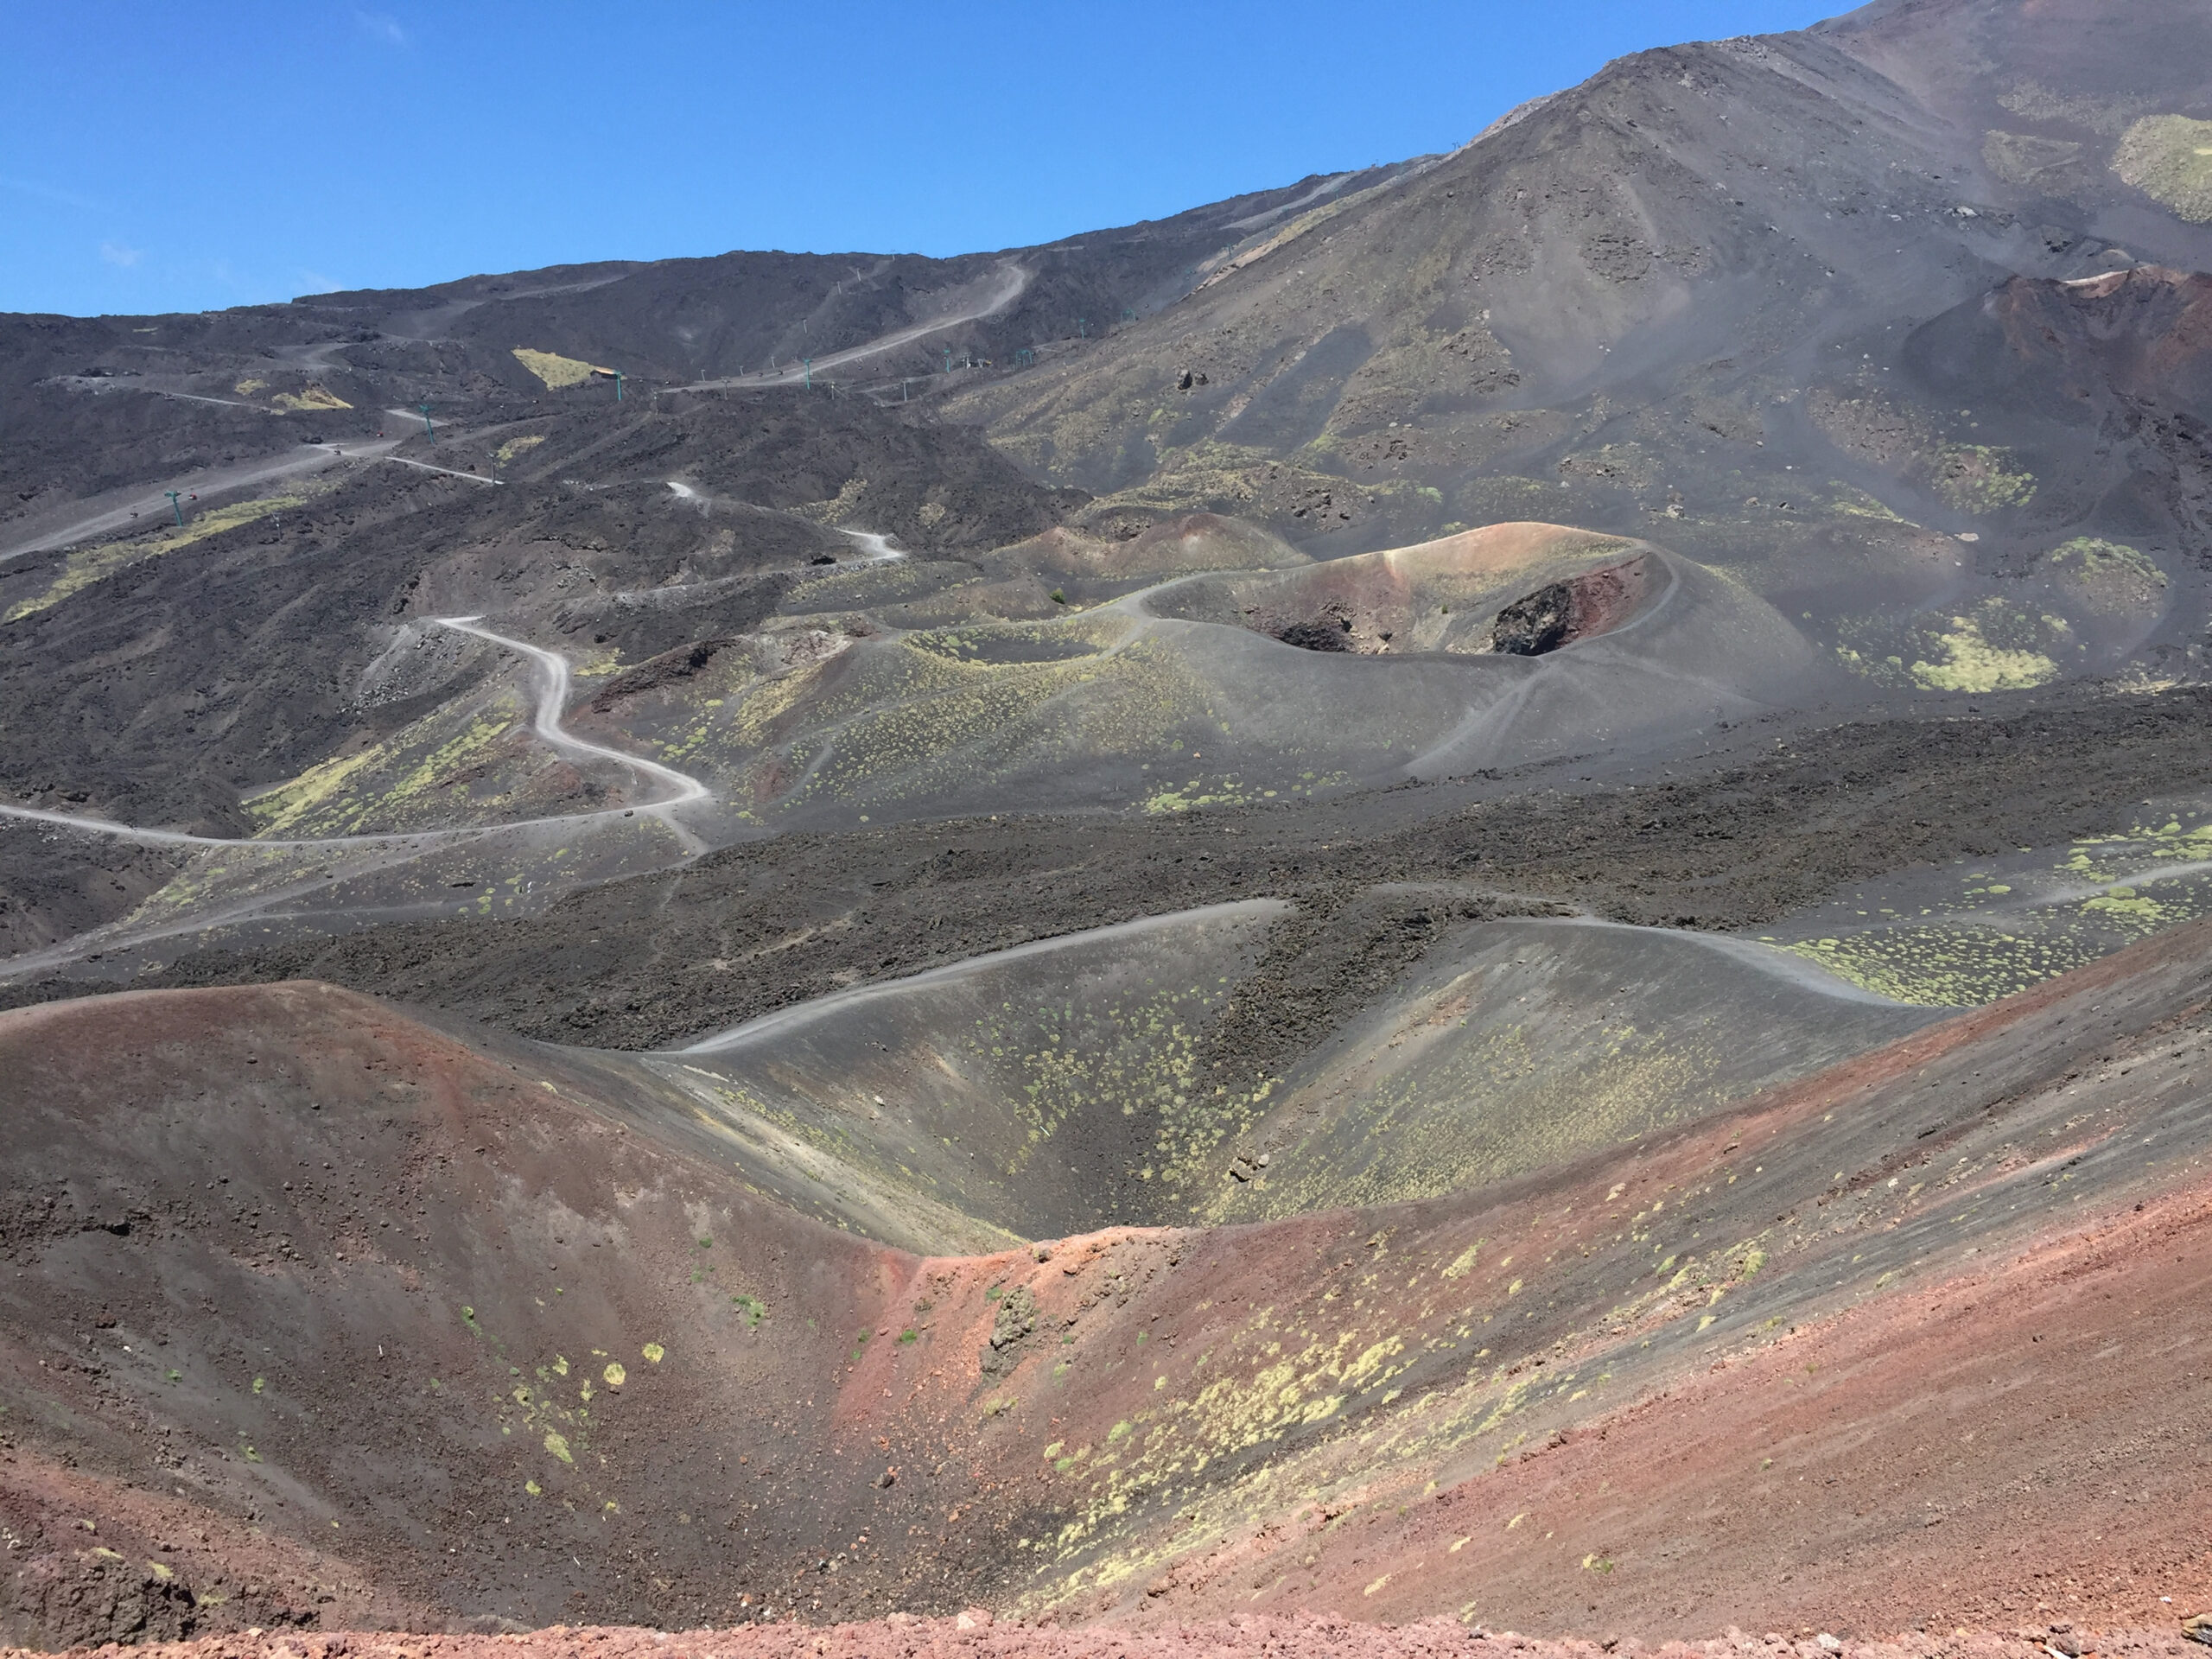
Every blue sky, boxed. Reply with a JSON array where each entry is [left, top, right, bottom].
[[3, 0, 1842, 318]]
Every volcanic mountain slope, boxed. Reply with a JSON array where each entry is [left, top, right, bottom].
[[22, 673, 2212, 1066], [950, 0, 2212, 685], [0, 161, 1414, 540], [0, 907, 2206, 1647], [0, 391, 1084, 931], [0, 497, 1834, 978], [308, 160, 1426, 397], [9, 0, 2212, 988]]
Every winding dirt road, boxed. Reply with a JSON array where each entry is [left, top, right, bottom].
[[840, 529, 906, 563], [432, 616, 709, 852], [0, 618, 711, 855]]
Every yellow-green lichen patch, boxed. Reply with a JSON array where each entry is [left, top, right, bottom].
[[1440, 1243, 1483, 1280], [272, 382, 351, 411], [241, 746, 389, 837], [1145, 775, 1262, 816], [1014, 1235, 1695, 1620], [1907, 612, 2057, 693], [496, 434, 547, 463], [793, 476, 869, 526], [641, 1342, 665, 1363], [1768, 811, 2212, 1005], [1933, 445, 2036, 515], [966, 981, 1226, 1185], [7, 493, 306, 621], [1827, 485, 1911, 524], [240, 681, 556, 838], [602, 1362, 626, 1388], [1832, 599, 2075, 694], [1784, 926, 2099, 1006], [2113, 115, 2212, 221], [1218, 975, 1787, 1223], [2081, 887, 2169, 925], [512, 347, 611, 389], [95, 835, 374, 941], [750, 626, 1219, 820], [2045, 537, 2166, 616], [543, 1431, 574, 1464]]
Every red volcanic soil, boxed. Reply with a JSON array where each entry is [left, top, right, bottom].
[[10, 1616, 2210, 1659], [0, 1448, 434, 1648], [1489, 556, 1648, 655], [1993, 266, 2212, 401], [3, 915, 2211, 1646], [1205, 1185, 2212, 1637]]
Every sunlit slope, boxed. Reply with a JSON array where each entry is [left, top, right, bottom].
[[1149, 520, 1663, 647], [981, 512, 1311, 587], [1757, 792, 2212, 1005], [944, 7, 2212, 696], [1147, 522, 1827, 777], [144, 522, 1815, 862], [1204, 915, 1943, 1222], [564, 902, 1932, 1245]]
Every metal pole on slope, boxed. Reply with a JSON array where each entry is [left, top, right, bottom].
[[164, 490, 184, 527], [417, 403, 434, 439], [1077, 317, 1087, 339], [804, 359, 812, 390], [613, 372, 625, 403]]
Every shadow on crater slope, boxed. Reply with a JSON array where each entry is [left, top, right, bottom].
[[561, 906, 1941, 1250]]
